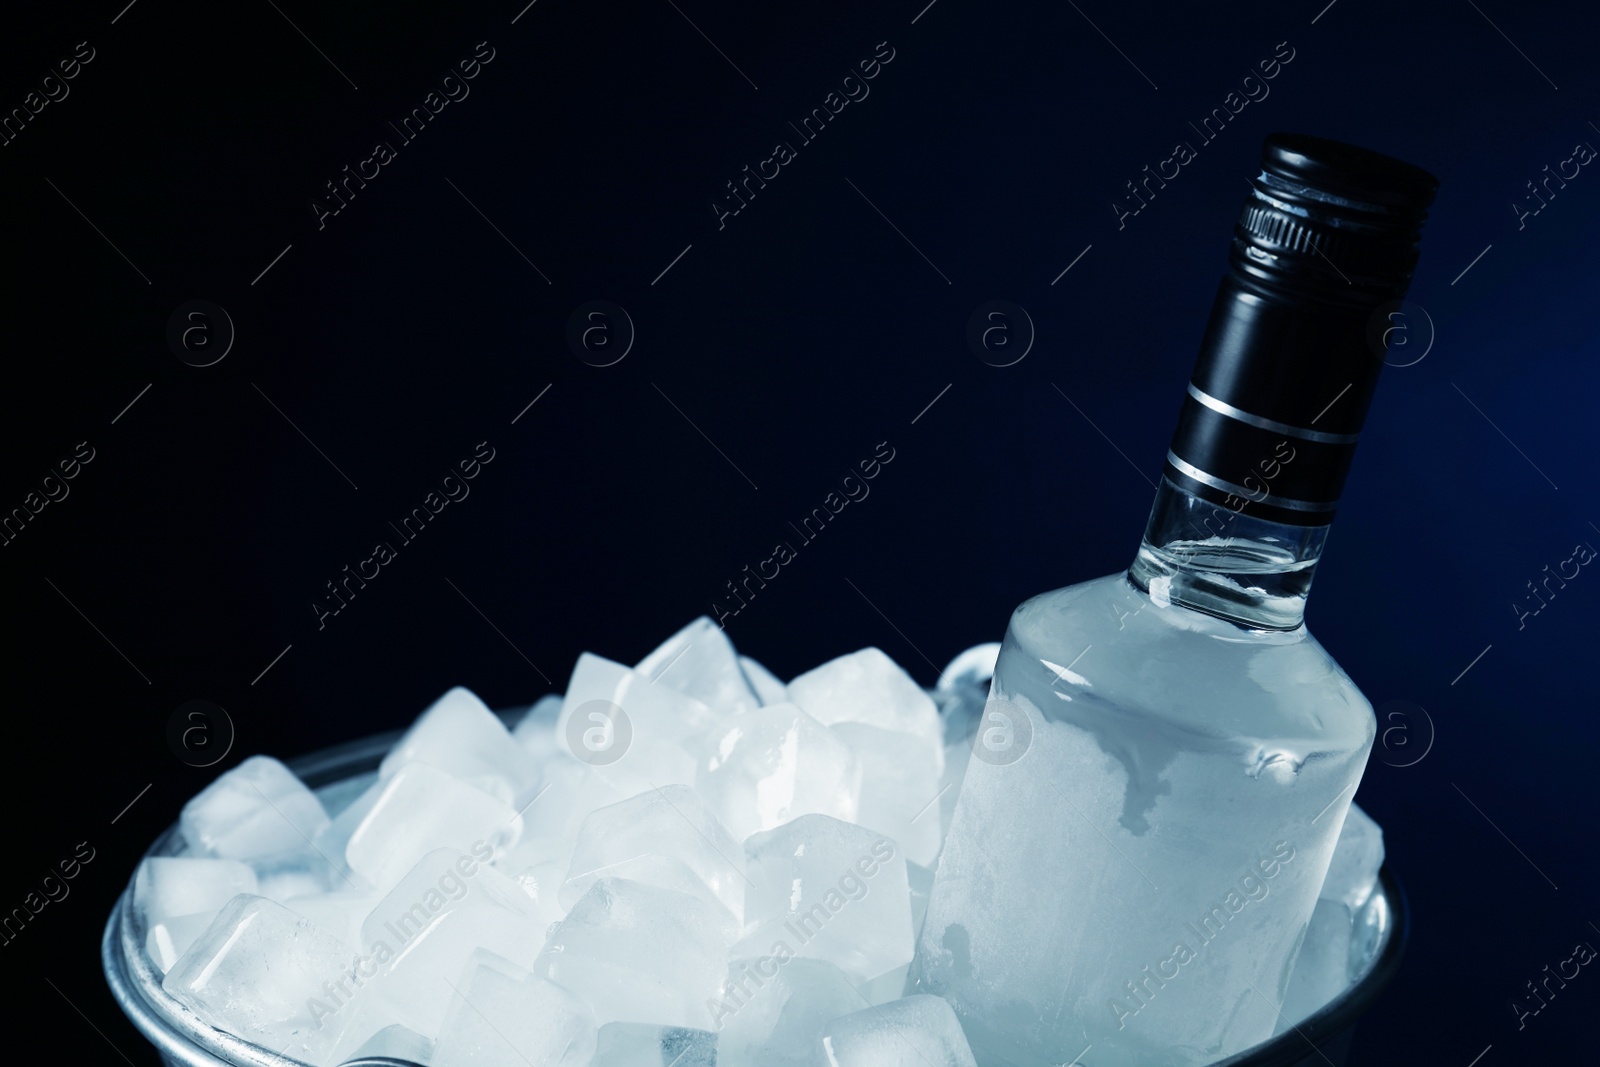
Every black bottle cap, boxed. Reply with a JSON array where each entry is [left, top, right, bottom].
[[1164, 133, 1439, 526]]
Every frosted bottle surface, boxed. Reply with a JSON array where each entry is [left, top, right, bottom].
[[912, 573, 1375, 1065], [913, 133, 1436, 1065]]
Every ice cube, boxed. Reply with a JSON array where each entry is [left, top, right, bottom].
[[787, 648, 942, 751], [830, 722, 944, 867], [554, 734, 701, 854], [379, 686, 539, 806], [1320, 802, 1384, 910], [560, 652, 720, 751], [254, 849, 338, 903], [505, 857, 568, 931], [430, 959, 596, 1067], [358, 848, 547, 1038], [492, 835, 569, 928], [1275, 804, 1386, 1032], [715, 958, 862, 1067], [934, 643, 1000, 694], [343, 1022, 432, 1065], [512, 694, 566, 766], [311, 777, 383, 885], [318, 993, 415, 1067], [162, 894, 359, 1064], [537, 878, 735, 1030], [531, 739, 700, 870], [933, 643, 998, 747], [589, 734, 699, 796], [562, 784, 746, 922], [637, 616, 763, 716], [697, 703, 861, 842], [741, 655, 788, 705], [857, 864, 933, 1007], [285, 888, 381, 950], [856, 965, 909, 1007], [133, 857, 258, 926], [458, 945, 536, 981], [180, 756, 330, 861], [907, 860, 934, 940], [1275, 897, 1352, 1031], [820, 994, 978, 1067], [144, 912, 215, 974], [592, 1022, 717, 1067], [736, 814, 912, 981], [344, 762, 522, 892], [315, 772, 379, 820], [928, 646, 998, 838], [494, 833, 564, 875], [513, 757, 588, 856]]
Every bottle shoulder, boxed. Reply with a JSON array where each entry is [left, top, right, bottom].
[[1005, 572, 1373, 745]]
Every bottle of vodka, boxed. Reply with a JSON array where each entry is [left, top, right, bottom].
[[912, 134, 1436, 1066]]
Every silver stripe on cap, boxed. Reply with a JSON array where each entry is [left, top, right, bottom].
[[1186, 383, 1361, 445], [1165, 452, 1338, 513]]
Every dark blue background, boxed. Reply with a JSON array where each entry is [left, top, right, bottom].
[[2, 0, 1595, 1061]]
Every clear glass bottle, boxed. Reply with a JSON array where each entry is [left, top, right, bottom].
[[911, 134, 1437, 1066]]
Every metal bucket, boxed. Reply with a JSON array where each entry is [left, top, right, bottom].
[[103, 715, 1407, 1067]]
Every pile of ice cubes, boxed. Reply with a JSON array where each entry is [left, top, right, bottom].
[[136, 618, 1385, 1066]]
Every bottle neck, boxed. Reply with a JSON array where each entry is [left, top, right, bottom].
[[1127, 477, 1331, 631]]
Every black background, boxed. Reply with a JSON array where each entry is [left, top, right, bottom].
[[3, 0, 1597, 1062]]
